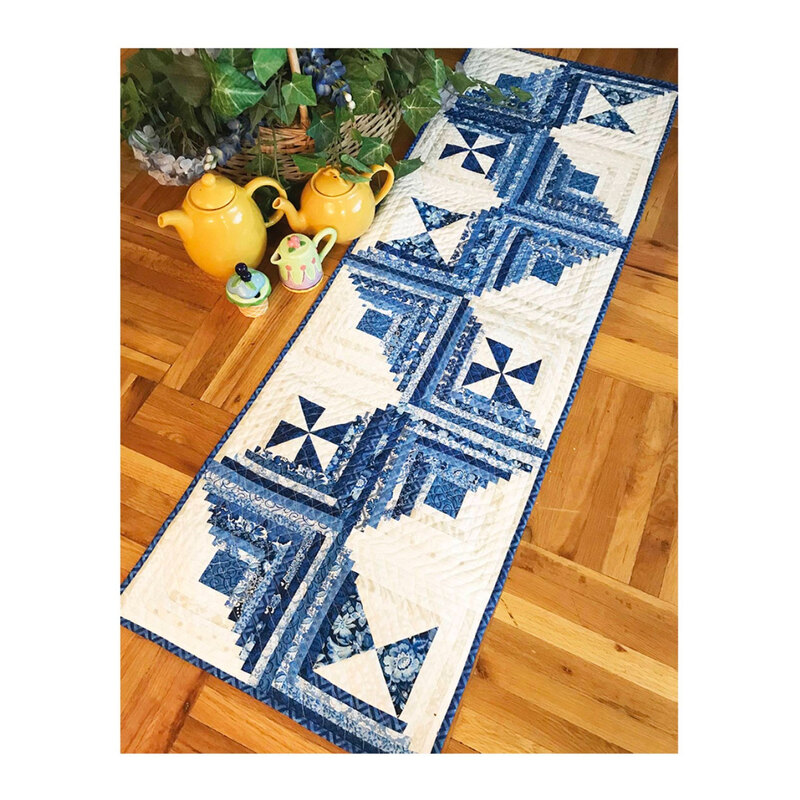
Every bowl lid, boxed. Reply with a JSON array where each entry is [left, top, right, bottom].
[[311, 166, 352, 197], [188, 172, 236, 210]]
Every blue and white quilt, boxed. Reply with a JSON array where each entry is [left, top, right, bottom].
[[121, 49, 678, 753]]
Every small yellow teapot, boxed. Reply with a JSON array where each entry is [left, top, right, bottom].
[[273, 164, 394, 243], [158, 172, 287, 280]]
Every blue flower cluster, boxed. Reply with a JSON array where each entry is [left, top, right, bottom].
[[299, 48, 355, 109], [202, 115, 255, 171]]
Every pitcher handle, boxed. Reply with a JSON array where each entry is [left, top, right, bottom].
[[368, 163, 395, 206], [244, 176, 288, 228], [312, 227, 337, 261]]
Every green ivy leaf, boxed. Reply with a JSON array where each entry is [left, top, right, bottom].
[[121, 77, 144, 135], [245, 149, 277, 176], [275, 101, 298, 126], [392, 157, 423, 179], [510, 86, 533, 102], [348, 78, 381, 114], [124, 52, 153, 93], [334, 105, 354, 127], [138, 49, 173, 76], [341, 153, 369, 173], [307, 111, 338, 151], [361, 52, 386, 83], [430, 58, 447, 90], [370, 48, 392, 57], [207, 60, 265, 117], [253, 49, 287, 85], [282, 73, 317, 107], [200, 105, 218, 136], [357, 135, 391, 166], [215, 49, 251, 70], [450, 72, 479, 94], [340, 170, 372, 183], [481, 82, 507, 105], [400, 83, 441, 134], [389, 49, 420, 83], [292, 152, 329, 173], [247, 96, 272, 132], [350, 128, 363, 144], [164, 55, 211, 107]]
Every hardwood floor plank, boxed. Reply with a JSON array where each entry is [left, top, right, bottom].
[[631, 403, 679, 596], [455, 670, 628, 753], [121, 445, 193, 498], [476, 624, 677, 752], [120, 628, 206, 753], [601, 392, 676, 583], [493, 591, 677, 700], [587, 332, 677, 394], [121, 422, 210, 478], [121, 321, 184, 365], [189, 678, 341, 753], [447, 705, 554, 753], [505, 542, 678, 668], [121, 345, 171, 383], [659, 533, 679, 606], [121, 376, 156, 426], [528, 371, 673, 576], [133, 384, 235, 454], [170, 716, 254, 754], [120, 473, 179, 524], [441, 738, 479, 754], [121, 503, 163, 547], [485, 618, 677, 735], [121, 535, 146, 581]]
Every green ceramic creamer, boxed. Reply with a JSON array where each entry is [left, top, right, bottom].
[[270, 228, 337, 293]]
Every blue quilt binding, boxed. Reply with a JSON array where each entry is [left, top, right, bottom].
[[121, 48, 678, 754]]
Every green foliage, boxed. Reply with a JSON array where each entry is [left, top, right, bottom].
[[308, 111, 338, 151], [391, 157, 423, 179], [292, 152, 329, 173], [252, 49, 287, 84], [282, 73, 317, 106], [245, 148, 277, 176], [356, 134, 392, 166], [340, 170, 372, 184], [340, 153, 369, 173], [400, 81, 440, 133], [164, 55, 211, 107], [348, 78, 381, 114], [207, 60, 265, 117], [120, 48, 529, 182]]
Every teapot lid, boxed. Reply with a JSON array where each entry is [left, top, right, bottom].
[[311, 166, 352, 197], [188, 172, 236, 210]]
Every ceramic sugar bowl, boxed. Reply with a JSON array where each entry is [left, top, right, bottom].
[[226, 263, 272, 317], [270, 228, 337, 293]]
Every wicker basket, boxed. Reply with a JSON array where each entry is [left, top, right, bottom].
[[218, 48, 402, 186]]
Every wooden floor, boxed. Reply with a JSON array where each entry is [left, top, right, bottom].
[[120, 48, 678, 754]]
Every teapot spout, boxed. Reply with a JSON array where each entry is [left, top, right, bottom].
[[273, 198, 306, 233], [157, 209, 193, 240]]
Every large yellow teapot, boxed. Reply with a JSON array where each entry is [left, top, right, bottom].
[[158, 172, 287, 280], [273, 164, 394, 244]]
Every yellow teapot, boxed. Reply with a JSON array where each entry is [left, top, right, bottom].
[[272, 164, 394, 243], [158, 172, 287, 281]]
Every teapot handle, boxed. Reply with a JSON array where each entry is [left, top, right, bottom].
[[368, 163, 395, 206], [312, 227, 338, 262], [244, 176, 288, 228]]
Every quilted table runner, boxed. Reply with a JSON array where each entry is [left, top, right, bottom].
[[121, 49, 678, 754]]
